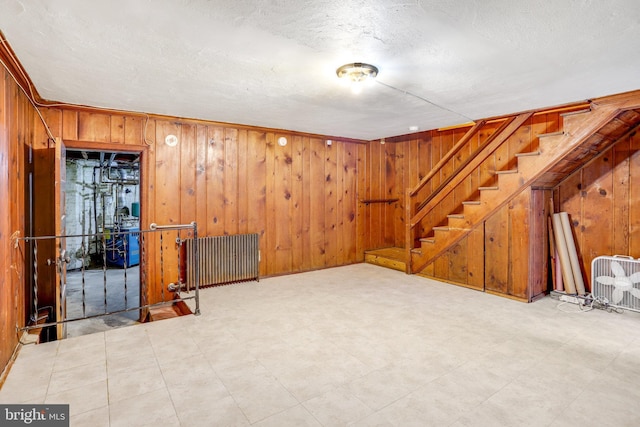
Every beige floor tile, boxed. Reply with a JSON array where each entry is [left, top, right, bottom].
[[252, 404, 322, 427], [47, 361, 107, 395], [108, 388, 177, 427], [162, 355, 229, 407], [203, 342, 260, 372], [348, 396, 428, 427], [344, 369, 412, 412], [0, 374, 50, 403], [229, 378, 299, 423], [106, 351, 159, 376], [69, 405, 110, 427], [175, 395, 250, 426], [215, 359, 276, 393], [15, 340, 59, 360], [53, 341, 106, 372], [57, 332, 105, 354], [45, 379, 108, 417], [302, 386, 373, 426], [107, 364, 166, 404], [149, 334, 202, 367]]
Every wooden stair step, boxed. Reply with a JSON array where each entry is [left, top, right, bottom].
[[560, 108, 591, 117], [148, 300, 192, 321], [364, 247, 407, 272], [447, 215, 469, 229], [462, 200, 480, 205], [478, 185, 498, 191], [433, 225, 450, 231], [515, 150, 541, 157], [496, 169, 518, 175], [447, 213, 464, 219]]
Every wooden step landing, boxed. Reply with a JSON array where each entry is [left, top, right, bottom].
[[146, 299, 192, 322], [364, 247, 407, 272]]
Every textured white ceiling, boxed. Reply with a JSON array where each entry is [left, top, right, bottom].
[[1, 0, 640, 140]]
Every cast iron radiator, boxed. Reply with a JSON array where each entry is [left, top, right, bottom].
[[184, 233, 260, 289]]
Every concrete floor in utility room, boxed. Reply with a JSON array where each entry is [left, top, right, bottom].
[[1, 263, 640, 426]]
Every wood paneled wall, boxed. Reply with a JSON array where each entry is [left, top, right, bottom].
[[39, 108, 367, 303], [0, 66, 45, 374], [554, 131, 640, 291]]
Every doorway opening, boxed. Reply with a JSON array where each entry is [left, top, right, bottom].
[[64, 150, 141, 337]]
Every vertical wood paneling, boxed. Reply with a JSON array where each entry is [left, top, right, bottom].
[[179, 124, 197, 237], [153, 120, 182, 293], [384, 143, 396, 247], [224, 128, 239, 236], [394, 141, 406, 248], [264, 132, 276, 274], [309, 138, 326, 268], [368, 142, 382, 248], [485, 204, 509, 294], [325, 142, 338, 267], [236, 129, 249, 234], [344, 143, 358, 262], [1, 65, 52, 372], [448, 238, 468, 284], [124, 116, 143, 145], [274, 133, 292, 273], [291, 135, 304, 270], [111, 115, 125, 144], [0, 68, 12, 372], [206, 126, 225, 236], [530, 189, 551, 298], [78, 112, 111, 142], [630, 133, 640, 256], [336, 144, 346, 265], [246, 130, 267, 275], [195, 125, 208, 236], [356, 143, 368, 259], [613, 136, 630, 256], [555, 132, 640, 292], [301, 136, 313, 270], [467, 226, 484, 290], [508, 189, 531, 299], [433, 253, 449, 280], [62, 110, 78, 141], [581, 151, 613, 278]]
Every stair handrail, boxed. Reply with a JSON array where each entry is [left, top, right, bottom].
[[405, 112, 533, 272], [407, 120, 487, 198], [411, 112, 532, 228]]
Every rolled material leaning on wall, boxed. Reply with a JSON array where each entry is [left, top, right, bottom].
[[559, 212, 586, 295], [552, 213, 577, 295]]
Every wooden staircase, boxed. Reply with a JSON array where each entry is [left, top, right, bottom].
[[363, 91, 640, 299], [410, 100, 627, 272], [407, 93, 640, 275]]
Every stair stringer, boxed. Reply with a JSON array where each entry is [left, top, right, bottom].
[[410, 101, 623, 273]]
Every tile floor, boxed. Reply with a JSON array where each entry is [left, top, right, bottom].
[[2, 263, 640, 426]]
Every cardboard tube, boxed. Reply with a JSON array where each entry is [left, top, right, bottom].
[[547, 216, 563, 292], [555, 250, 563, 292], [559, 212, 586, 295], [552, 213, 577, 294]]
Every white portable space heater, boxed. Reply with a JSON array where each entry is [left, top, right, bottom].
[[591, 255, 640, 312]]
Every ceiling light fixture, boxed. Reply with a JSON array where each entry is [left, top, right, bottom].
[[336, 62, 378, 94]]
